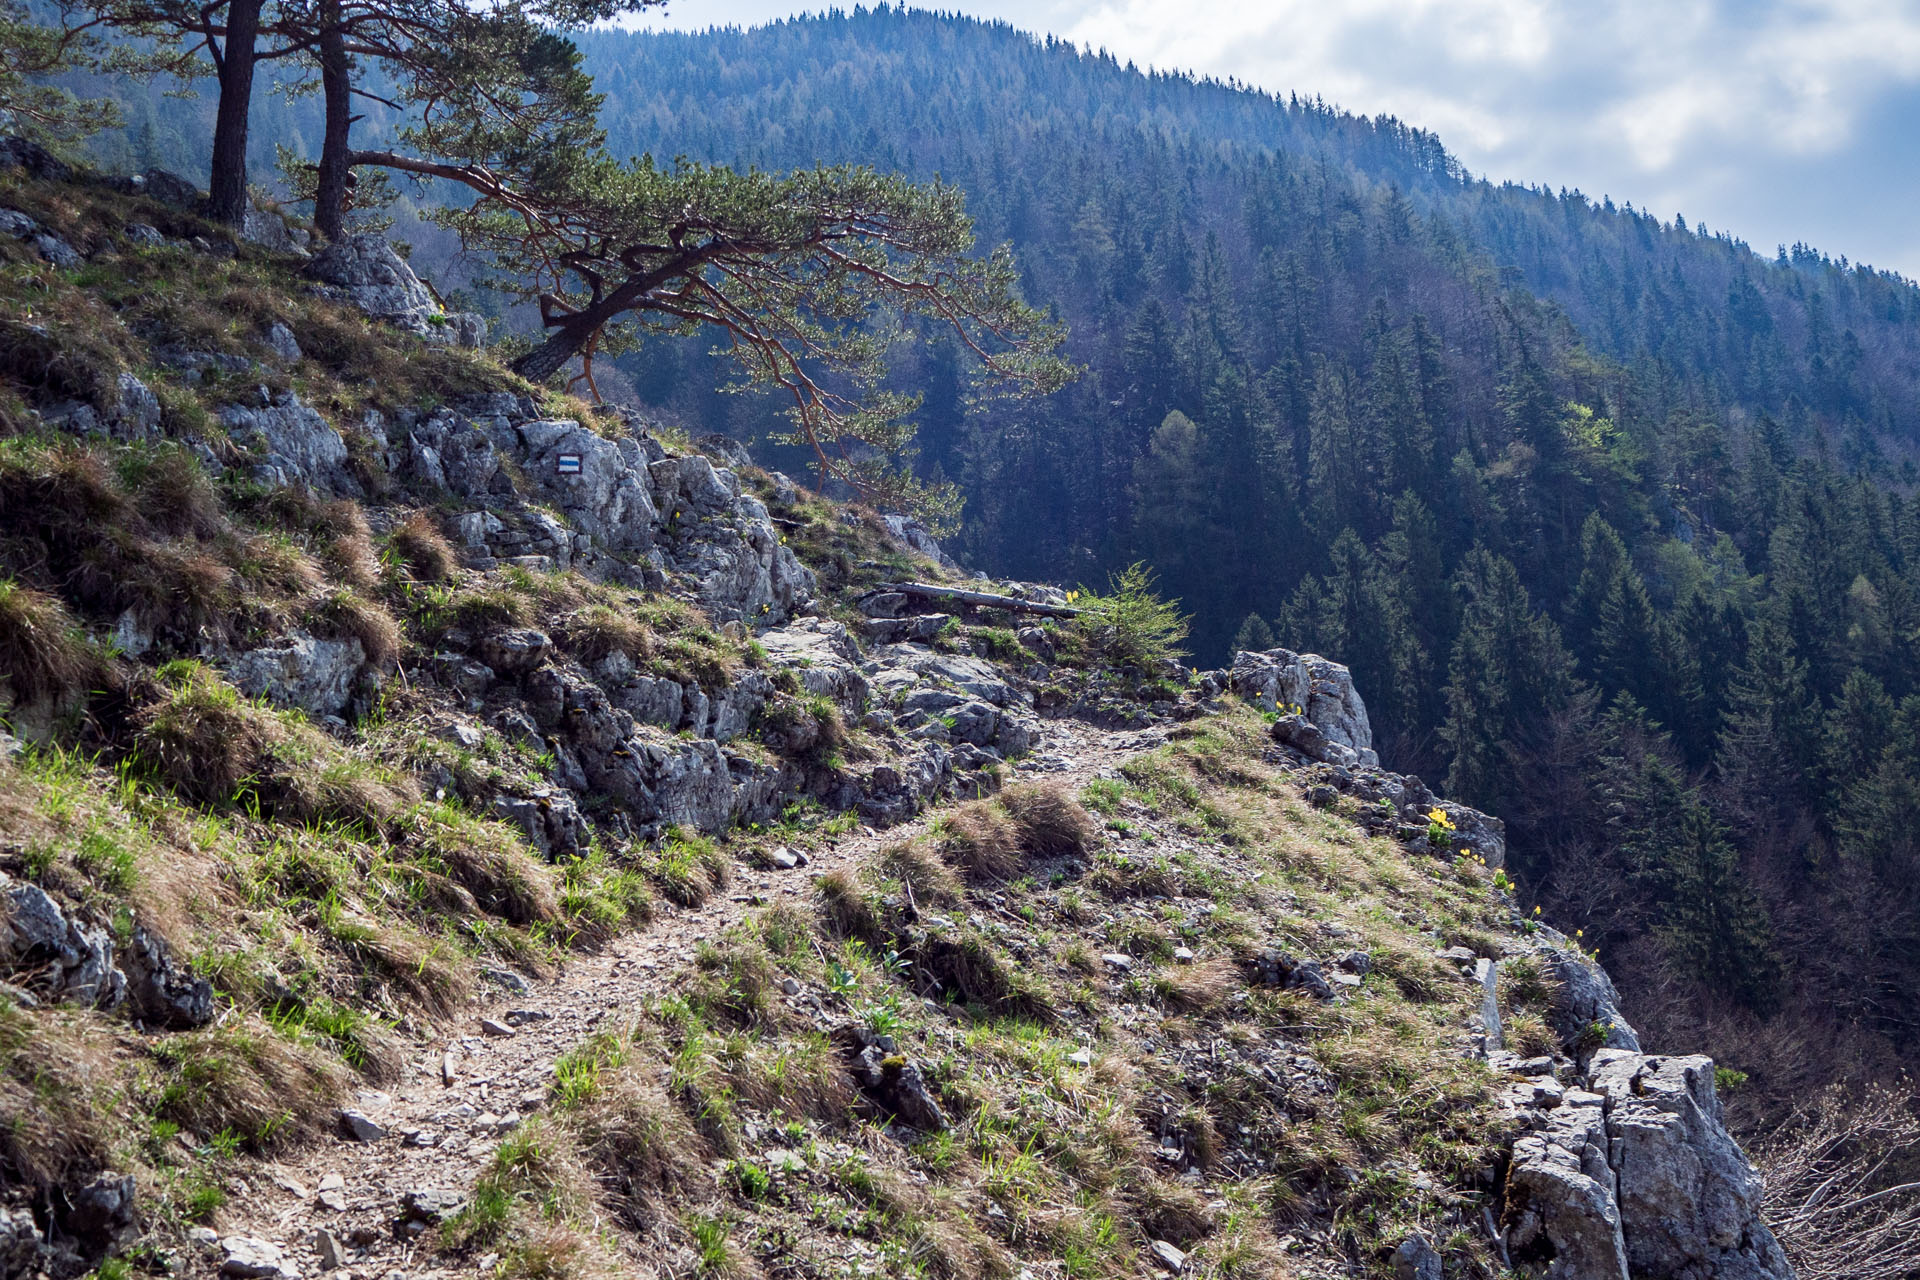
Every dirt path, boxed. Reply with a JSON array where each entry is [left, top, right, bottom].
[[210, 719, 1163, 1280]]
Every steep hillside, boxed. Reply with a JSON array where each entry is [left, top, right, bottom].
[[0, 147, 1810, 1280], [544, 11, 1920, 1112]]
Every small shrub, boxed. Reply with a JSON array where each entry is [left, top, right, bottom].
[[1070, 562, 1190, 670]]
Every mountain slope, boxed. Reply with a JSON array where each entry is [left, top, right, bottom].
[[0, 146, 1817, 1280]]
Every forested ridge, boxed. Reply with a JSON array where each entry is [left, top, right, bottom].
[[557, 8, 1920, 1109]]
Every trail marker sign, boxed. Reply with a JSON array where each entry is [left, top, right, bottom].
[[556, 453, 583, 475]]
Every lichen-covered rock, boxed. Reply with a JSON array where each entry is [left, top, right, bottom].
[[0, 135, 72, 181], [38, 371, 162, 443], [853, 1037, 949, 1132], [224, 631, 367, 718], [136, 168, 199, 208]]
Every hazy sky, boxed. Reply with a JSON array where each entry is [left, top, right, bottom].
[[623, 0, 1920, 279]]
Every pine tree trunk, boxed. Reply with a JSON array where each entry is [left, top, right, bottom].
[[509, 324, 592, 383], [314, 1, 351, 242], [206, 0, 264, 227]]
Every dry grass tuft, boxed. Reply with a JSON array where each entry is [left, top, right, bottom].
[[306, 588, 403, 668], [390, 511, 456, 582], [816, 868, 885, 942], [878, 841, 963, 907], [0, 1003, 123, 1184], [411, 804, 561, 925], [939, 800, 1020, 882], [1000, 783, 1096, 857], [1153, 957, 1240, 1014], [1130, 1177, 1215, 1246], [563, 605, 654, 664], [152, 1018, 346, 1148], [573, 1063, 711, 1230], [0, 578, 101, 710], [135, 660, 416, 829], [125, 445, 223, 538]]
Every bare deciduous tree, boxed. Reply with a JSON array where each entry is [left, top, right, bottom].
[[1755, 1083, 1920, 1280]]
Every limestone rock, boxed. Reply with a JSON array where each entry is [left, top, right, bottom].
[[880, 513, 960, 569], [492, 417, 661, 554], [853, 1042, 949, 1132], [220, 392, 358, 493], [264, 322, 303, 362], [1, 874, 125, 1009], [1392, 1235, 1442, 1280], [650, 454, 815, 621], [302, 235, 476, 345], [121, 924, 215, 1028], [1504, 1089, 1630, 1280], [224, 632, 367, 718], [1229, 647, 1377, 766], [0, 136, 72, 181], [492, 789, 587, 861], [476, 628, 552, 678], [1589, 1050, 1793, 1280], [241, 207, 307, 256], [220, 1236, 300, 1280], [1538, 932, 1641, 1054], [1500, 1046, 1792, 1280], [339, 1109, 386, 1142], [138, 168, 200, 209]]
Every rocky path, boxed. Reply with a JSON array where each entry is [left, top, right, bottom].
[[209, 719, 1161, 1280]]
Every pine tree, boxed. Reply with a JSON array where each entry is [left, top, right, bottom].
[[1712, 610, 1817, 835]]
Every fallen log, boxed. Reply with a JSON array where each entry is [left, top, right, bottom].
[[868, 582, 1083, 619]]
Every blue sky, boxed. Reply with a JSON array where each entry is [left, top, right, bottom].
[[622, 0, 1920, 279]]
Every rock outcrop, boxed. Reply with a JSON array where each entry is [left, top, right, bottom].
[[302, 235, 483, 347], [1228, 647, 1377, 766], [1501, 1048, 1792, 1280], [1493, 945, 1790, 1280], [1, 873, 212, 1028], [224, 631, 368, 720]]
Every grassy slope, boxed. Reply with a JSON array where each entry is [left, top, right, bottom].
[[454, 712, 1530, 1280]]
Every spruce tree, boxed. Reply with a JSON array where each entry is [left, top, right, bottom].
[[1231, 612, 1275, 656], [1441, 548, 1581, 815]]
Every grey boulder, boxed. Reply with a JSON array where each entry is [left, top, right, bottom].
[[224, 632, 367, 719]]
